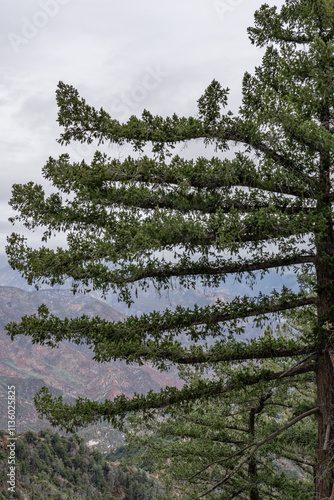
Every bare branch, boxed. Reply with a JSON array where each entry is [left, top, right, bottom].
[[278, 352, 317, 378]]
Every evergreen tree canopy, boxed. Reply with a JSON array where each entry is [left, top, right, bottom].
[[5, 0, 334, 497], [125, 323, 317, 499]]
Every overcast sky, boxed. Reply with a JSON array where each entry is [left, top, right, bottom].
[[1, 0, 285, 256]]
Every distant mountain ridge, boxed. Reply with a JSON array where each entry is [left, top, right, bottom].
[[0, 256, 300, 316], [0, 257, 300, 452], [0, 285, 181, 451]]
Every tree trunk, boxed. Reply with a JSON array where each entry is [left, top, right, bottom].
[[248, 402, 261, 500], [316, 103, 334, 498], [248, 455, 259, 500], [316, 351, 334, 499], [315, 238, 334, 498]]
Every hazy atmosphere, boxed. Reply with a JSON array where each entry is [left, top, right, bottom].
[[2, 2, 333, 498], [1, 0, 284, 253]]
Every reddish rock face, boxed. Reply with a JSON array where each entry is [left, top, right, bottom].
[[0, 286, 182, 433]]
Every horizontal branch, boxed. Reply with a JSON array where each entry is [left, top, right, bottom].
[[6, 214, 316, 287], [33, 362, 316, 432], [6, 207, 316, 293], [98, 254, 316, 285], [5, 290, 318, 349], [56, 82, 206, 148], [69, 188, 314, 216], [10, 180, 315, 222], [55, 83, 317, 184], [223, 128, 305, 177], [92, 338, 317, 366], [247, 3, 317, 49], [280, 453, 314, 469], [44, 154, 316, 200], [248, 30, 313, 46]]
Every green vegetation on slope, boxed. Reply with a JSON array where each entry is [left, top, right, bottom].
[[0, 428, 162, 500]]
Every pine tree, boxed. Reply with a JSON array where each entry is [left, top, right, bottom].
[[5, 0, 334, 497], [126, 326, 316, 499]]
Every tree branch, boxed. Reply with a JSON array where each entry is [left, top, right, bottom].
[[99, 342, 317, 366], [46, 154, 316, 200], [194, 407, 320, 499], [6, 292, 318, 351], [33, 362, 316, 432], [102, 254, 316, 285]]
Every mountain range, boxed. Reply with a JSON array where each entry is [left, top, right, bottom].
[[0, 256, 300, 452], [0, 282, 181, 452]]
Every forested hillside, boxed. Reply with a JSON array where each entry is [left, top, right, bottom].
[[0, 429, 162, 499]]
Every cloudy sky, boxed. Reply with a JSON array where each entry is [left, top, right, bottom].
[[1, 0, 285, 256]]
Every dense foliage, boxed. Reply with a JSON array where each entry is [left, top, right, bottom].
[[5, 0, 334, 497], [125, 325, 317, 499], [0, 429, 162, 500]]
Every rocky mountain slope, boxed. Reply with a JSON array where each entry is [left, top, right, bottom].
[[0, 286, 181, 452], [0, 257, 299, 452]]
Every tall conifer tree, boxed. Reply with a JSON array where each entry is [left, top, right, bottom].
[[126, 336, 316, 499], [5, 0, 334, 496]]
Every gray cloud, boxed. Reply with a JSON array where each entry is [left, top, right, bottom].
[[1, 0, 285, 255]]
